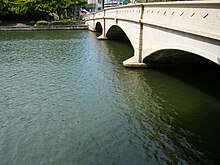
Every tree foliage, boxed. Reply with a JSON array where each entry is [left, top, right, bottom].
[[0, 0, 9, 15], [0, 0, 87, 20]]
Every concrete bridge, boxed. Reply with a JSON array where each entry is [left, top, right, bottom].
[[86, 1, 220, 67]]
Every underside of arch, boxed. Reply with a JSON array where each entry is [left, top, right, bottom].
[[106, 25, 130, 41], [95, 22, 102, 33], [143, 49, 219, 67]]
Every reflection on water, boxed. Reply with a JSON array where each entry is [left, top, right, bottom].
[[0, 30, 220, 165]]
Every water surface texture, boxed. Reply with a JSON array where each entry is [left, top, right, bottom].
[[0, 30, 220, 165]]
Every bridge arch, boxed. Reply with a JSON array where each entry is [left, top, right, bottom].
[[138, 19, 220, 67]]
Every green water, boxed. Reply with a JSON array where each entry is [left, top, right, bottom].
[[0, 30, 220, 165]]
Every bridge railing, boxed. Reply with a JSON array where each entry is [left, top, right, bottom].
[[93, 11, 105, 20], [88, 4, 143, 22], [105, 5, 142, 22], [141, 1, 220, 41]]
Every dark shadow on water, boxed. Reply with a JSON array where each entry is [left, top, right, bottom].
[[142, 65, 220, 164], [125, 66, 220, 164], [154, 67, 220, 102], [95, 32, 134, 64]]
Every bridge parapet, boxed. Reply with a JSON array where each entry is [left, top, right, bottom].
[[105, 5, 142, 22], [142, 1, 220, 40], [94, 11, 105, 19]]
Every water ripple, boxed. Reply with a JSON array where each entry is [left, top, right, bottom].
[[0, 30, 220, 165]]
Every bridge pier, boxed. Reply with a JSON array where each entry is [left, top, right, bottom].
[[123, 6, 147, 68], [123, 56, 147, 67], [97, 34, 108, 40]]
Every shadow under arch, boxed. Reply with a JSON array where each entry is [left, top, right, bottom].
[[143, 49, 219, 68], [106, 25, 131, 41], [95, 22, 103, 33]]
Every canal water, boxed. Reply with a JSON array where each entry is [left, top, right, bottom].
[[0, 30, 220, 165]]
